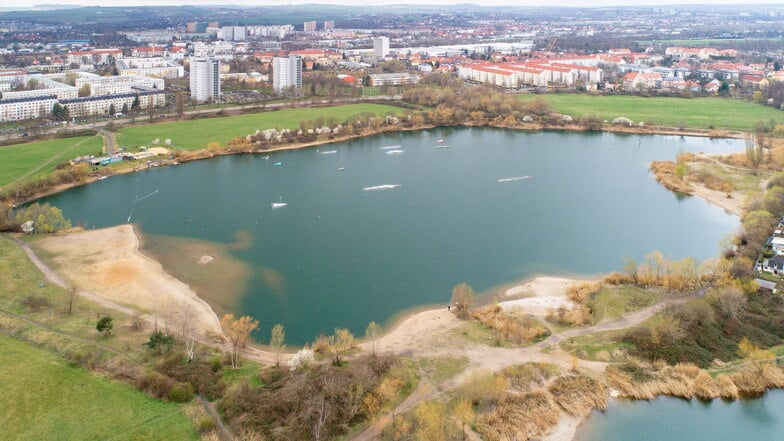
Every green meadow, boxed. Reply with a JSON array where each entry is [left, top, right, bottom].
[[520, 94, 784, 131], [0, 335, 198, 441], [117, 103, 403, 151], [0, 136, 103, 189]]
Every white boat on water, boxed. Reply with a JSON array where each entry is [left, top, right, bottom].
[[380, 145, 402, 150], [497, 176, 531, 183], [385, 149, 405, 155], [98, 176, 108, 180], [338, 166, 347, 171], [363, 184, 401, 191], [271, 196, 288, 208], [318, 150, 337, 154], [434, 145, 452, 149], [436, 138, 445, 143]]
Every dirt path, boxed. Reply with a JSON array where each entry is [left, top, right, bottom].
[[5, 232, 283, 365], [353, 288, 707, 441], [0, 305, 135, 361]]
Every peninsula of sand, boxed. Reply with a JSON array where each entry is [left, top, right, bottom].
[[36, 225, 222, 336]]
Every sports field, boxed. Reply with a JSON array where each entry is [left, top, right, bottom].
[[0, 334, 198, 441], [0, 136, 103, 189], [520, 94, 784, 131], [117, 103, 403, 151]]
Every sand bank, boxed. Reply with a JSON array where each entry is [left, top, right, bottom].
[[499, 276, 590, 316], [689, 182, 744, 216], [36, 224, 222, 336]]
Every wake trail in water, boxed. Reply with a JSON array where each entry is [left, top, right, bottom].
[[363, 184, 402, 191], [497, 176, 531, 183], [127, 190, 160, 222]]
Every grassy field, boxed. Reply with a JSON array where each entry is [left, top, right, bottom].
[[0, 334, 198, 441], [117, 103, 404, 151], [588, 286, 662, 323], [0, 136, 103, 189], [520, 94, 784, 131]]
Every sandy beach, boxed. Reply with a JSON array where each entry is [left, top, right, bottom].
[[689, 182, 744, 216], [29, 227, 618, 441], [499, 276, 589, 316], [36, 224, 222, 336]]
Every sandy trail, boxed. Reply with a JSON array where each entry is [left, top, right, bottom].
[[18, 228, 705, 441], [34, 225, 222, 336]]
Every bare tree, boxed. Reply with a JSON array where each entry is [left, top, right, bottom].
[[450, 282, 475, 319], [365, 321, 382, 357], [327, 328, 354, 366], [221, 313, 260, 369], [270, 323, 285, 366], [66, 287, 77, 314]]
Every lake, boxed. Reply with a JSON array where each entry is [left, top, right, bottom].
[[575, 390, 784, 441], [39, 127, 741, 344]]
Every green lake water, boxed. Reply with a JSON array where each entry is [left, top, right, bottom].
[[576, 390, 784, 441], [39, 127, 740, 344]]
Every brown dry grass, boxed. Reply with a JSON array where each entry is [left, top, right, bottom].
[[471, 304, 549, 345], [605, 361, 784, 401], [731, 363, 784, 395], [650, 161, 694, 194], [500, 362, 560, 392], [548, 375, 608, 417], [475, 391, 560, 441], [567, 282, 602, 304]]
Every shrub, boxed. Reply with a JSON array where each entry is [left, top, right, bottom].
[[169, 382, 195, 403], [145, 331, 175, 350], [138, 370, 174, 399], [20, 295, 50, 312], [197, 417, 215, 434], [567, 282, 601, 304]]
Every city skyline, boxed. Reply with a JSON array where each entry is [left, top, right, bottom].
[[4, 0, 784, 8]]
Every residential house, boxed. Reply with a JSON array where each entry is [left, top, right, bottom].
[[772, 236, 784, 255]]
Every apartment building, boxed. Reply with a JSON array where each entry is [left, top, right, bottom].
[[272, 55, 302, 92], [190, 57, 221, 102], [61, 88, 165, 117], [0, 95, 58, 121], [116, 57, 184, 79]]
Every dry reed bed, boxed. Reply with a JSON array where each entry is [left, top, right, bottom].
[[472, 371, 607, 441], [605, 361, 784, 401], [650, 161, 695, 194], [471, 304, 550, 345]]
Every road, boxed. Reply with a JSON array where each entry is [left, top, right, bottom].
[[0, 95, 397, 145]]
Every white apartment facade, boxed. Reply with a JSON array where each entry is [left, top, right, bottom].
[[61, 89, 165, 117], [116, 57, 184, 79], [190, 57, 221, 102], [373, 36, 390, 59], [272, 55, 302, 93], [0, 95, 58, 121]]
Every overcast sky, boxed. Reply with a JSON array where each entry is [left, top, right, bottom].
[[4, 1, 784, 8]]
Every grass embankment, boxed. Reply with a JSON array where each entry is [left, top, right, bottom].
[[0, 235, 209, 439], [117, 103, 403, 151], [0, 334, 198, 441], [0, 136, 103, 189], [519, 94, 784, 131]]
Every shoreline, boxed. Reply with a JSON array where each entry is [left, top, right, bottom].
[[6, 119, 746, 209], [27, 224, 778, 441], [9, 120, 752, 441]]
